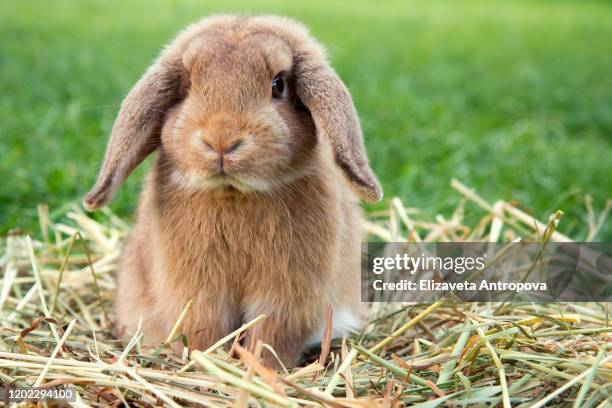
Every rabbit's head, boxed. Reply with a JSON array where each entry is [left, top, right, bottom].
[[84, 15, 382, 210]]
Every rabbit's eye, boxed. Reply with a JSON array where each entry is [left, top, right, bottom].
[[272, 75, 285, 99]]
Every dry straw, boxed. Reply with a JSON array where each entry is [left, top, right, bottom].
[[0, 179, 610, 407]]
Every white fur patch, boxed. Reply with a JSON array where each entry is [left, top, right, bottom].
[[306, 308, 363, 346]]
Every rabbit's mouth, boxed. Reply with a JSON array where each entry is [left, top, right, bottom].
[[214, 175, 270, 192], [170, 168, 270, 193], [208, 173, 238, 186]]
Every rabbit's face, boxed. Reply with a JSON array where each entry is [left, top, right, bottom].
[[84, 16, 382, 211], [162, 37, 316, 193]]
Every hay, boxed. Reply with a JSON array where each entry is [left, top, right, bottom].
[[1, 179, 610, 407]]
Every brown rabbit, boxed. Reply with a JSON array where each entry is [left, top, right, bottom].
[[84, 15, 382, 368]]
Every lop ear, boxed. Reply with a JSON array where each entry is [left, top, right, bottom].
[[294, 57, 382, 202], [83, 57, 186, 211]]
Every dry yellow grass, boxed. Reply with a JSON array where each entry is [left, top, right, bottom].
[[0, 179, 610, 407]]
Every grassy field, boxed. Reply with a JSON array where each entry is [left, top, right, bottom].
[[1, 3, 611, 404], [1, 0, 611, 239]]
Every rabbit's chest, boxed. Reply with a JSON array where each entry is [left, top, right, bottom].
[[160, 194, 337, 255], [159, 196, 338, 282], [205, 203, 332, 260]]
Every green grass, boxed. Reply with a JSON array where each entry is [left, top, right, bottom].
[[1, 0, 611, 239]]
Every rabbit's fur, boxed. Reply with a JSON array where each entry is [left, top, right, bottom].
[[84, 15, 382, 368]]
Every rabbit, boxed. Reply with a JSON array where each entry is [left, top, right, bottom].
[[83, 15, 382, 368]]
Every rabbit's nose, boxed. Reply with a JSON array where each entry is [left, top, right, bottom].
[[202, 139, 244, 173], [202, 139, 243, 156]]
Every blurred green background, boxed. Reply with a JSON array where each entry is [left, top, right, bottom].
[[1, 0, 611, 239]]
